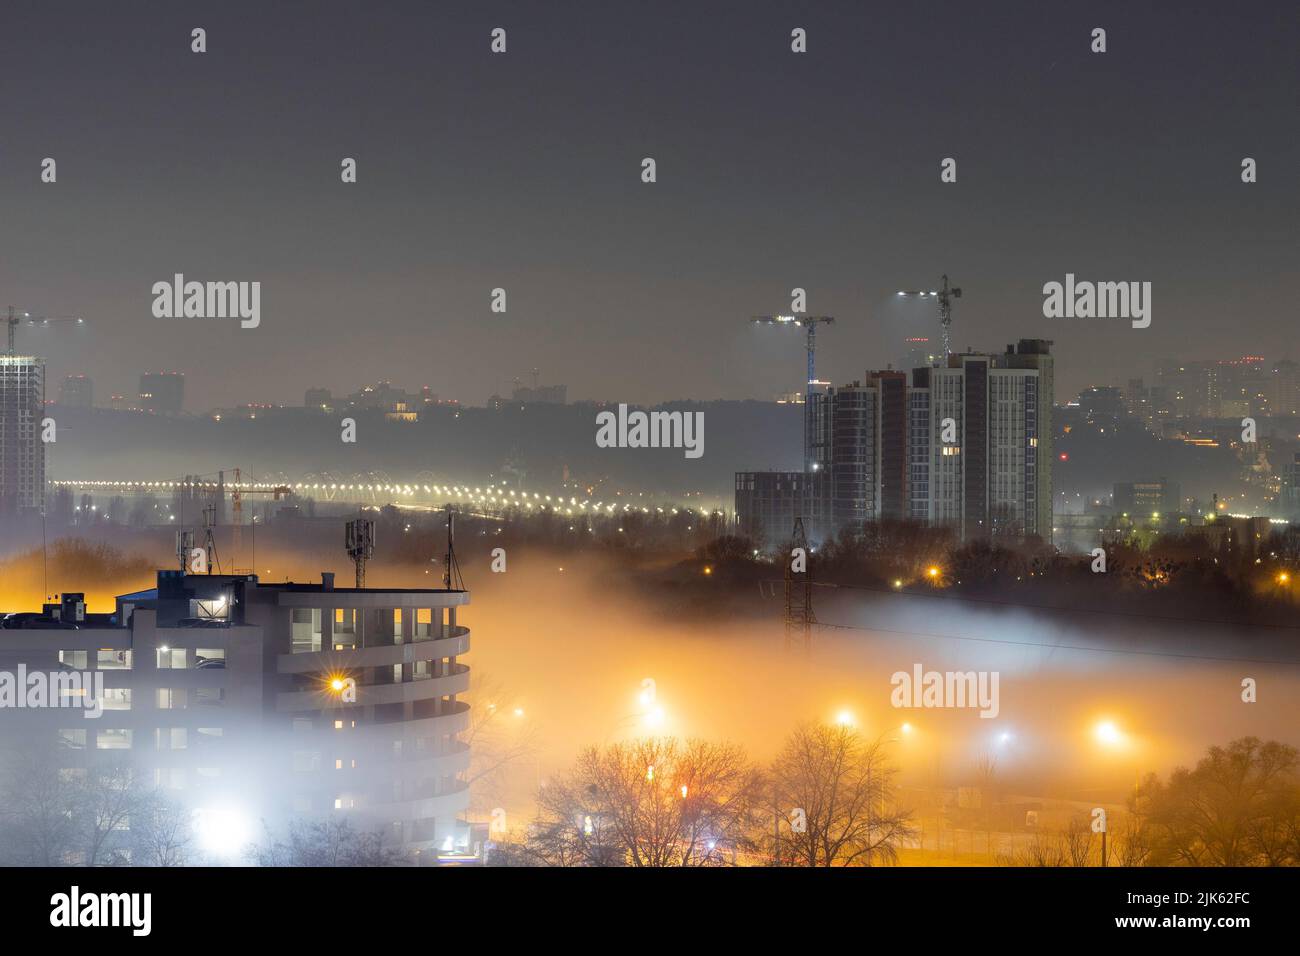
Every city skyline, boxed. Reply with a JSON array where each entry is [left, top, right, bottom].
[[1, 1, 1295, 410]]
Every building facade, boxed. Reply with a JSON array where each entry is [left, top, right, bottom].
[[0, 355, 45, 514], [737, 340, 1054, 547], [0, 570, 475, 863]]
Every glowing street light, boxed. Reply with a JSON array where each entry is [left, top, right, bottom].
[[1094, 720, 1124, 747]]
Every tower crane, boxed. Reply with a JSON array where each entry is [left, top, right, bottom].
[[5, 306, 86, 355], [749, 313, 835, 473], [896, 275, 961, 359], [749, 314, 835, 397], [227, 468, 293, 573]]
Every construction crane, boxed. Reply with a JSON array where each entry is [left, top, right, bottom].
[[7, 308, 86, 355], [5, 306, 85, 355], [750, 314, 835, 472], [227, 468, 293, 574], [749, 314, 835, 395], [896, 275, 961, 359]]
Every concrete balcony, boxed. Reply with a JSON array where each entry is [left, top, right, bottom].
[[276, 626, 470, 674], [275, 664, 469, 712]]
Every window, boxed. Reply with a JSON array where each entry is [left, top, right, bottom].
[[97, 649, 131, 670], [195, 647, 226, 668], [59, 650, 87, 669], [154, 768, 185, 790], [156, 647, 186, 669], [416, 608, 433, 638], [156, 728, 187, 750], [194, 687, 224, 707], [96, 729, 132, 750], [192, 596, 229, 620], [157, 688, 187, 709], [58, 729, 87, 750], [293, 751, 321, 772], [102, 688, 131, 711], [291, 608, 322, 653]]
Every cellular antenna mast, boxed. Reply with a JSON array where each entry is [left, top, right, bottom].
[[345, 516, 375, 588]]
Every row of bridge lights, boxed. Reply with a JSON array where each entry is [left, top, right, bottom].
[[50, 479, 723, 518]]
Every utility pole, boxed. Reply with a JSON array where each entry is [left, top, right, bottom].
[[784, 516, 814, 654], [443, 504, 463, 590]]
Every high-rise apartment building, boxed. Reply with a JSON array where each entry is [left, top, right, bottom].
[[0, 355, 46, 514], [737, 340, 1054, 546]]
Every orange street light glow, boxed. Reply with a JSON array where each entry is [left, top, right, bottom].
[[1094, 720, 1123, 746]]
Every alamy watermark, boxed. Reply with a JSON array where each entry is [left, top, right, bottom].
[[151, 273, 261, 328], [0, 666, 105, 718], [890, 663, 1000, 718], [1042, 273, 1150, 328], [595, 404, 704, 459]]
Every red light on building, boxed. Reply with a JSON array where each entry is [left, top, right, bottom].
[[1059, 452, 1069, 461]]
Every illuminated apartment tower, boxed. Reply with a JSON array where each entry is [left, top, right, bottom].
[[0, 354, 46, 514], [909, 341, 1053, 540]]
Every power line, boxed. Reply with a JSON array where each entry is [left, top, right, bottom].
[[792, 578, 1300, 631], [811, 619, 1300, 667]]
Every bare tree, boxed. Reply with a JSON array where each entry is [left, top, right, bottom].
[[767, 723, 915, 866], [528, 737, 763, 866], [1141, 737, 1300, 866], [462, 676, 542, 817], [0, 743, 82, 865], [130, 790, 194, 866], [249, 818, 404, 866]]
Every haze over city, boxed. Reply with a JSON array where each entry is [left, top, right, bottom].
[[0, 1, 1297, 936]]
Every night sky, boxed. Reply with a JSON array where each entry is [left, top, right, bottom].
[[1, 0, 1295, 410]]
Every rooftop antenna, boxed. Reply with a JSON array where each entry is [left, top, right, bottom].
[[175, 530, 195, 571], [443, 504, 463, 590], [201, 503, 221, 574], [345, 516, 375, 588]]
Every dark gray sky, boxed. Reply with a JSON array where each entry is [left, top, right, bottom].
[[1, 0, 1295, 410]]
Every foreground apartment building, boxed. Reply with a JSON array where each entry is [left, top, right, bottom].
[[0, 570, 474, 863], [737, 340, 1055, 547]]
